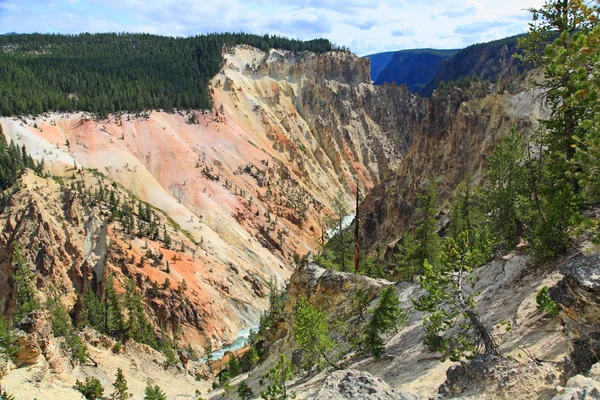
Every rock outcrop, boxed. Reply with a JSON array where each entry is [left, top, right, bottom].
[[310, 370, 418, 400], [552, 362, 600, 399], [550, 254, 600, 376], [284, 262, 390, 318], [438, 354, 561, 399], [360, 81, 548, 253]]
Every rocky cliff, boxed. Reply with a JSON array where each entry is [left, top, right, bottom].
[[361, 78, 548, 253], [0, 43, 551, 398], [0, 45, 412, 351]]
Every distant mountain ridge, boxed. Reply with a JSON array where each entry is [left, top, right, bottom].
[[373, 49, 459, 93], [418, 34, 527, 97], [365, 34, 528, 97]]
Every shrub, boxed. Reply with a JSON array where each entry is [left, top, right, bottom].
[[536, 286, 559, 317], [75, 377, 104, 400], [66, 334, 89, 364], [112, 342, 122, 354]]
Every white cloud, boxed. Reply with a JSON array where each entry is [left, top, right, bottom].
[[0, 0, 547, 55]]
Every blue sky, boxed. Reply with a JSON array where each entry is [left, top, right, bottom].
[[0, 0, 544, 55]]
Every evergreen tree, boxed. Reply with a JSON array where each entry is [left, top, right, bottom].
[[260, 354, 296, 400], [238, 380, 255, 400], [0, 315, 19, 360], [46, 287, 72, 337], [105, 274, 125, 334], [414, 232, 499, 361], [517, 0, 599, 258], [293, 296, 338, 370], [10, 243, 40, 321], [412, 182, 441, 278], [449, 175, 493, 265], [111, 368, 132, 400], [124, 278, 155, 347], [81, 288, 107, 333], [484, 126, 527, 246], [227, 354, 241, 376], [143, 382, 167, 400], [75, 377, 104, 400], [363, 286, 407, 358]]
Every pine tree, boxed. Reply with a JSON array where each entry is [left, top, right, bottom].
[[449, 175, 493, 265], [484, 126, 527, 246], [82, 288, 107, 333], [46, 287, 72, 337], [414, 232, 499, 361], [75, 377, 104, 400], [516, 0, 599, 257], [105, 274, 124, 334], [124, 278, 155, 346], [237, 380, 255, 400], [363, 286, 407, 358], [412, 182, 441, 277], [260, 354, 296, 400], [143, 382, 167, 400], [110, 368, 132, 400], [0, 315, 19, 360], [10, 243, 40, 321], [227, 354, 241, 376], [293, 296, 338, 370]]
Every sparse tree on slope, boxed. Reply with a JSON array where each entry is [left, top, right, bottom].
[[293, 296, 339, 370], [412, 182, 441, 278], [414, 232, 499, 362], [483, 126, 527, 246], [260, 354, 295, 400], [143, 381, 167, 400], [111, 368, 132, 400], [363, 286, 407, 358]]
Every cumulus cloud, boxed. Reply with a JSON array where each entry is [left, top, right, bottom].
[[0, 0, 547, 55]]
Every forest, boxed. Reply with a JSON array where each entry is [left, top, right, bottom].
[[0, 32, 344, 118]]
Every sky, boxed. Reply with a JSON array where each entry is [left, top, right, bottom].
[[0, 0, 546, 56]]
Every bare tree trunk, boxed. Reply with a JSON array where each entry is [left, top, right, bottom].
[[465, 309, 500, 356], [354, 185, 360, 273], [321, 350, 342, 370], [456, 268, 500, 356]]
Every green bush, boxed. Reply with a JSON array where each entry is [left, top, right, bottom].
[[66, 334, 89, 364], [112, 342, 122, 354], [74, 377, 104, 400], [0, 315, 19, 360], [536, 287, 559, 317]]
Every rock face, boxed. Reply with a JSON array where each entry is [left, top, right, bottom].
[[438, 354, 561, 399], [550, 254, 600, 376], [310, 370, 419, 400], [360, 81, 547, 253], [0, 43, 543, 362], [284, 262, 389, 318], [553, 363, 600, 400]]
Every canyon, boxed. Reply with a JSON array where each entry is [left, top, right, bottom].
[[0, 41, 587, 399]]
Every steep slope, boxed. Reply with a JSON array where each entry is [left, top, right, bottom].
[[0, 44, 418, 352], [418, 34, 527, 97], [363, 51, 397, 81], [0, 42, 548, 398], [242, 250, 571, 399], [374, 49, 459, 93], [361, 77, 548, 253]]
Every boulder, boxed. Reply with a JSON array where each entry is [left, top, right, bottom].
[[438, 354, 561, 398], [549, 254, 600, 375], [552, 362, 600, 399], [310, 370, 419, 400]]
